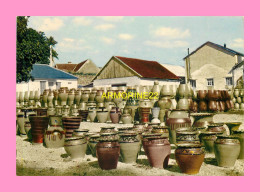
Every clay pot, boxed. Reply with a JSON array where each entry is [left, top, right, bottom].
[[74, 90, 82, 106], [17, 113, 26, 137], [29, 116, 50, 144], [110, 107, 121, 124], [95, 90, 105, 103], [191, 113, 214, 128], [62, 116, 82, 138], [161, 85, 173, 97], [81, 91, 89, 103], [88, 135, 100, 157], [44, 126, 65, 148], [200, 132, 219, 153], [197, 90, 207, 100], [151, 80, 161, 96], [113, 90, 124, 106], [176, 131, 200, 144], [236, 97, 242, 104], [96, 139, 120, 170], [175, 143, 205, 175], [234, 103, 240, 109], [158, 96, 172, 110], [139, 99, 153, 108], [64, 136, 87, 160], [177, 98, 189, 110], [72, 129, 90, 137], [119, 133, 140, 163], [78, 110, 88, 122], [225, 122, 242, 135], [89, 90, 97, 102], [214, 136, 240, 167], [117, 127, 134, 135], [152, 126, 169, 138], [145, 136, 171, 169], [142, 133, 162, 155], [96, 108, 109, 123], [88, 108, 97, 122], [58, 89, 68, 106], [166, 110, 191, 144], [198, 101, 208, 112], [36, 108, 48, 116], [121, 113, 132, 124], [177, 84, 189, 99], [208, 100, 218, 112], [232, 130, 244, 159], [170, 99, 177, 110], [100, 126, 116, 133], [207, 123, 226, 135], [207, 90, 218, 101], [24, 121, 32, 140], [151, 107, 160, 123], [139, 107, 151, 123], [240, 103, 244, 110], [219, 101, 226, 112]]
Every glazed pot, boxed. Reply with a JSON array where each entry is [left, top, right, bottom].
[[29, 116, 50, 144], [96, 108, 109, 123], [197, 90, 207, 100], [214, 136, 240, 167], [239, 89, 244, 97], [62, 116, 82, 138], [121, 113, 132, 124], [119, 133, 140, 163], [44, 126, 65, 148], [158, 96, 172, 110], [177, 98, 189, 110], [200, 131, 219, 153], [72, 129, 90, 137], [100, 132, 118, 141], [145, 136, 171, 169], [88, 108, 97, 122], [139, 107, 151, 123], [64, 136, 87, 160], [152, 126, 169, 138], [176, 131, 200, 144], [166, 110, 192, 144], [232, 130, 244, 159], [225, 122, 242, 135], [175, 143, 205, 175], [177, 84, 189, 99], [78, 110, 88, 122], [110, 107, 121, 124], [88, 135, 100, 157], [96, 139, 120, 170], [100, 126, 116, 133], [207, 123, 226, 135]]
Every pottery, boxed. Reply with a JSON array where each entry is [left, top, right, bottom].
[[161, 85, 173, 97], [151, 107, 160, 123], [70, 104, 79, 117], [100, 132, 118, 141], [89, 90, 97, 102], [151, 80, 161, 96], [166, 110, 192, 144], [88, 108, 97, 122], [152, 126, 169, 138], [117, 127, 134, 134], [197, 90, 207, 100], [240, 103, 244, 110], [100, 126, 116, 133], [113, 90, 124, 106], [214, 136, 240, 167], [72, 129, 90, 137], [232, 130, 244, 159], [158, 96, 172, 110], [74, 90, 82, 106], [95, 90, 105, 103], [78, 110, 88, 122], [125, 87, 139, 121], [198, 101, 208, 112], [58, 89, 68, 106], [96, 139, 120, 170], [119, 133, 140, 163], [145, 136, 171, 169], [208, 100, 218, 112], [225, 122, 242, 135], [64, 136, 87, 159], [24, 121, 32, 140], [234, 89, 240, 98], [142, 133, 162, 155], [191, 113, 214, 127], [177, 98, 189, 110], [44, 125, 65, 148], [29, 116, 50, 144], [175, 143, 205, 175], [17, 113, 26, 137], [62, 116, 82, 138], [110, 107, 121, 124], [81, 90, 89, 103], [175, 131, 200, 144], [170, 99, 177, 110], [88, 135, 100, 157], [36, 108, 48, 116], [139, 107, 151, 123], [159, 109, 166, 123], [207, 90, 218, 101], [96, 107, 109, 123], [49, 115, 62, 127], [177, 84, 189, 99], [207, 123, 226, 135], [200, 131, 219, 153], [121, 113, 132, 124]]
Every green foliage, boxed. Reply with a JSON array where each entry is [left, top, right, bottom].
[[16, 16, 58, 83]]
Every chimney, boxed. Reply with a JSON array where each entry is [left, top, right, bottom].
[[224, 43, 226, 48]]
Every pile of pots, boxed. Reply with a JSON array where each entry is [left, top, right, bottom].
[[232, 88, 244, 110]]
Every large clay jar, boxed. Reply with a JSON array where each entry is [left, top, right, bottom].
[[29, 116, 49, 144], [177, 98, 189, 110], [177, 84, 189, 99], [95, 90, 105, 104], [198, 101, 208, 112], [145, 136, 171, 169], [121, 113, 132, 124], [175, 143, 205, 175], [214, 136, 240, 167], [152, 126, 169, 138], [64, 136, 87, 160], [96, 107, 109, 123], [176, 131, 200, 144], [62, 116, 82, 138], [68, 89, 75, 106], [119, 133, 140, 163], [142, 133, 162, 155], [88, 108, 97, 122], [166, 110, 192, 144], [44, 125, 65, 148], [110, 107, 121, 124], [58, 88, 68, 106], [232, 130, 244, 159], [197, 90, 207, 101], [88, 135, 100, 157], [96, 139, 120, 170], [158, 96, 172, 110]]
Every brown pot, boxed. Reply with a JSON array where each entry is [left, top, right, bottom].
[[151, 126, 169, 138], [62, 116, 82, 138], [36, 108, 48, 116], [198, 101, 208, 112], [175, 143, 205, 175], [78, 110, 88, 122], [197, 90, 207, 100], [142, 133, 162, 155], [96, 139, 120, 170], [219, 101, 226, 112], [208, 100, 217, 112], [207, 90, 218, 101], [29, 116, 49, 144], [145, 136, 171, 169]]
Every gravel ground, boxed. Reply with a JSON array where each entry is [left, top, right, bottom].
[[16, 116, 244, 176]]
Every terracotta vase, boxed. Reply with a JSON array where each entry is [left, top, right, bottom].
[[119, 133, 140, 163], [88, 135, 100, 157], [198, 101, 208, 112], [121, 113, 132, 124], [29, 116, 49, 144], [176, 131, 200, 144], [96, 139, 120, 170], [64, 136, 87, 160], [110, 107, 121, 124], [96, 107, 109, 123], [232, 130, 244, 159], [142, 133, 162, 155], [145, 136, 171, 169], [62, 116, 82, 138], [166, 110, 191, 144], [214, 136, 240, 167], [175, 143, 205, 175]]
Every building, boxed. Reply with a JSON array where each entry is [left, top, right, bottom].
[[16, 64, 78, 94], [184, 41, 244, 90], [92, 56, 181, 87], [229, 60, 244, 88], [160, 64, 186, 84], [55, 59, 100, 85]]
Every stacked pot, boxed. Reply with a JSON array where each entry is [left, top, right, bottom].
[[232, 88, 244, 110]]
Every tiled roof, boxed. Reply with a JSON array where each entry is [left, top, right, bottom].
[[115, 56, 179, 80], [55, 64, 77, 71], [31, 64, 78, 79], [183, 41, 244, 60], [73, 59, 88, 72]]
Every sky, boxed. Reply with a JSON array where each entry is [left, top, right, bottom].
[[28, 16, 244, 67]]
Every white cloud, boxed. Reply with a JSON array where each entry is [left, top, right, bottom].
[[118, 33, 134, 40], [100, 37, 115, 44], [57, 38, 91, 51], [153, 27, 190, 39], [99, 16, 124, 22], [121, 49, 130, 54], [37, 17, 64, 31], [230, 38, 244, 48], [73, 17, 92, 26], [144, 40, 189, 48], [95, 24, 115, 31]]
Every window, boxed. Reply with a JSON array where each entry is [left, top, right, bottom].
[[190, 80, 196, 88], [207, 78, 214, 86], [48, 82, 54, 87], [226, 77, 233, 86]]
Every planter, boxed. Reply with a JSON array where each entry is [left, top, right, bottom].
[[96, 139, 120, 170], [29, 116, 49, 144], [62, 116, 82, 138], [119, 133, 140, 163], [214, 136, 240, 167], [145, 136, 171, 169], [175, 143, 205, 175], [232, 130, 244, 159], [64, 136, 87, 160]]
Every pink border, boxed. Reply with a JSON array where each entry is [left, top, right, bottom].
[[1, 0, 258, 191]]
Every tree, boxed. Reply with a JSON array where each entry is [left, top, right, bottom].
[[16, 16, 58, 83]]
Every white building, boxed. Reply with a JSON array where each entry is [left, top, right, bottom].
[[16, 64, 78, 94], [229, 60, 244, 87]]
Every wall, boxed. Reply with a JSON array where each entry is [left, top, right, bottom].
[[77, 60, 100, 74]]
